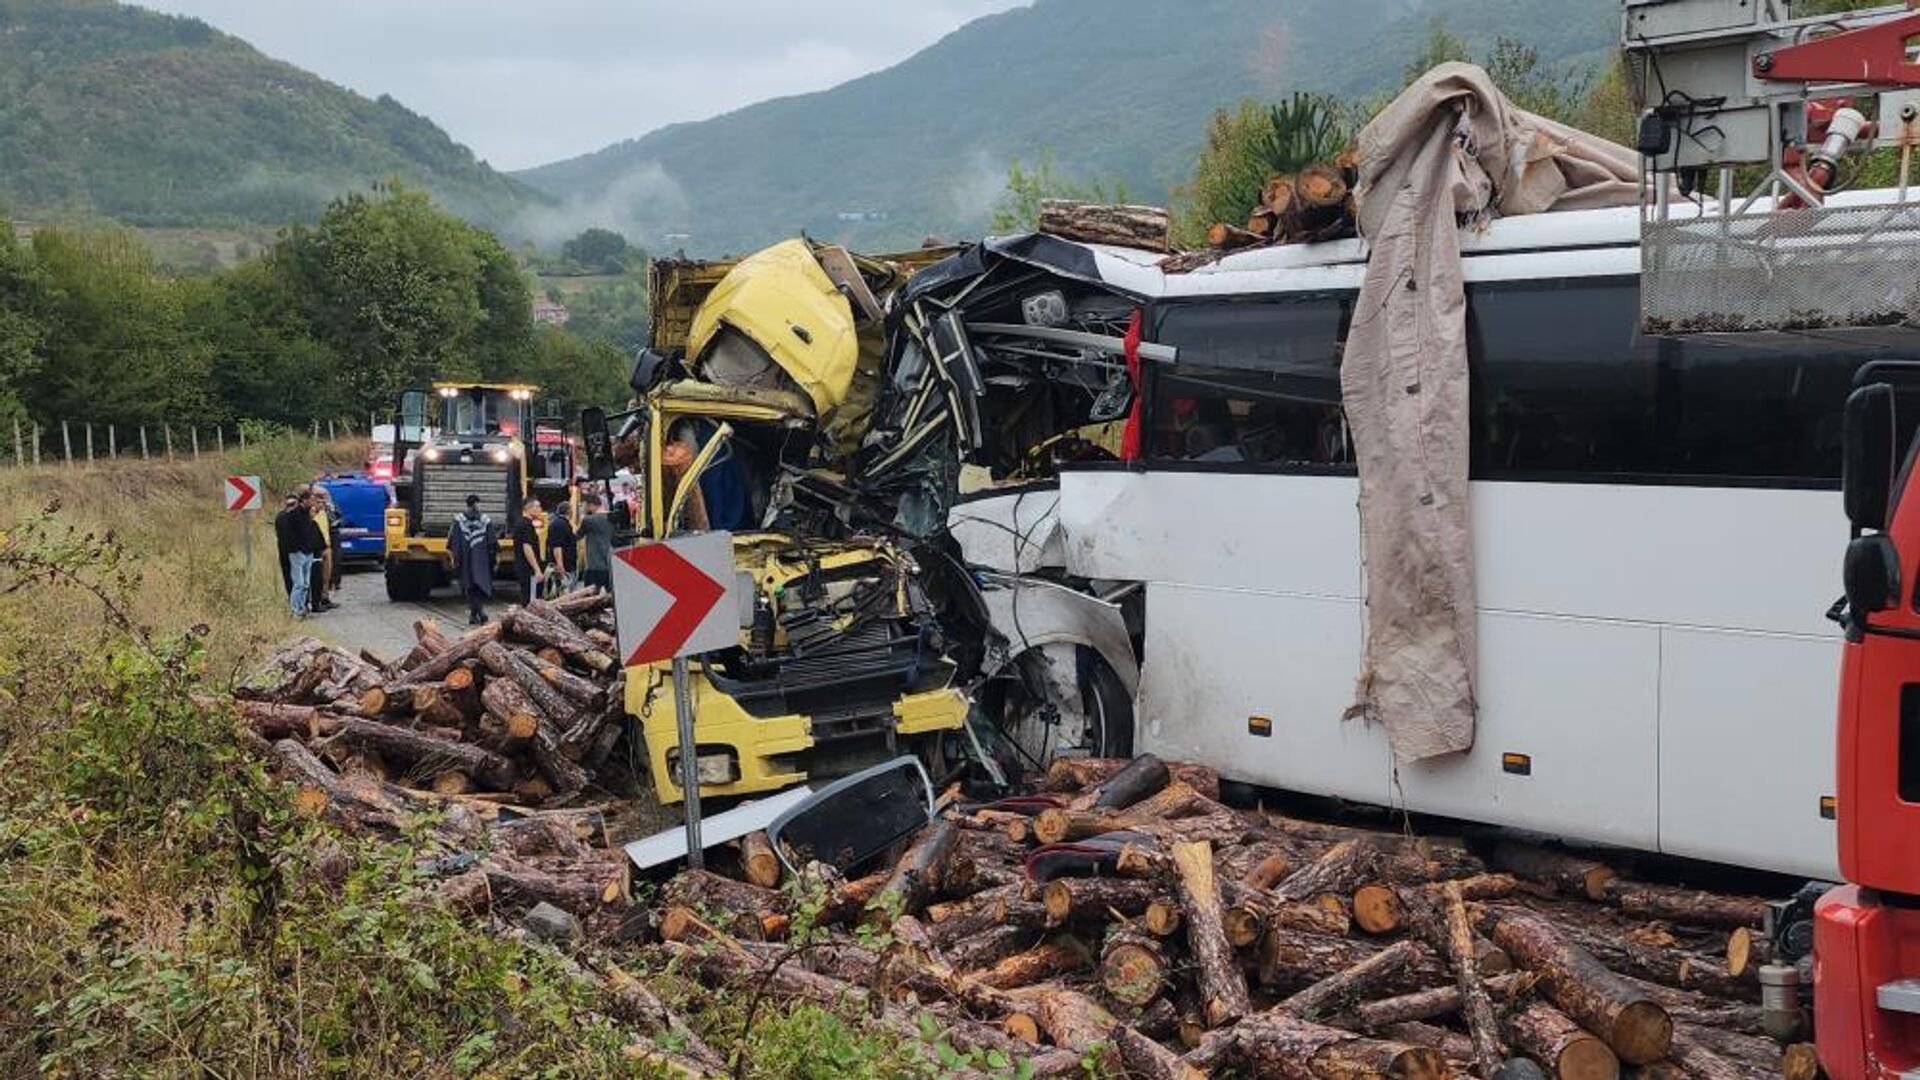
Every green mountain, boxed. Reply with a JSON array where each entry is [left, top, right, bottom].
[[0, 0, 540, 228], [515, 0, 1617, 255]]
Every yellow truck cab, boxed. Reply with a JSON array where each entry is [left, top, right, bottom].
[[384, 382, 575, 601], [620, 376, 970, 801]]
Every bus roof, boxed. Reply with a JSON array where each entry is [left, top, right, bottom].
[[1000, 186, 1914, 299]]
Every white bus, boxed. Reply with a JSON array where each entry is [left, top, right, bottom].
[[950, 197, 1919, 881]]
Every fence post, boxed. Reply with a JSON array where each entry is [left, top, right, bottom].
[[191, 426, 199, 459], [32, 424, 41, 466], [328, 418, 336, 441], [310, 418, 318, 439], [11, 418, 19, 467], [139, 426, 148, 460], [86, 424, 93, 463], [164, 425, 173, 461], [61, 420, 71, 464], [237, 425, 244, 451], [108, 424, 116, 459], [218, 426, 226, 455]]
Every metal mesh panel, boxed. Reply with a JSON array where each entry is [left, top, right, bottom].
[[1642, 201, 1920, 334]]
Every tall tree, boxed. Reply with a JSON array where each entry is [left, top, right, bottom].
[[0, 219, 46, 423]]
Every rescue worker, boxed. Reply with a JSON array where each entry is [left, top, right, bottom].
[[447, 494, 499, 625], [545, 498, 578, 592], [578, 491, 614, 592], [511, 497, 546, 605]]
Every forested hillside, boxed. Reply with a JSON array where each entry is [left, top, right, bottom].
[[517, 0, 1617, 254], [0, 0, 539, 227]]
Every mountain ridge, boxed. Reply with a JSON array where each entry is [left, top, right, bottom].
[[0, 0, 541, 229], [515, 0, 1618, 254]]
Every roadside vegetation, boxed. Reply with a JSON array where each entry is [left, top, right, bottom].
[[0, 453, 1059, 1078]]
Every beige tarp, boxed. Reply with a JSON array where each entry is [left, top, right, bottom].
[[1343, 63, 1640, 762]]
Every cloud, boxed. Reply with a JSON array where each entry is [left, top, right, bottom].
[[132, 0, 1033, 170]]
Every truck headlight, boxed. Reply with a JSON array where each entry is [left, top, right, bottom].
[[421, 446, 441, 461], [490, 447, 511, 464], [666, 747, 739, 786]]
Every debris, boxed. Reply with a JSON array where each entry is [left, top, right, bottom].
[[521, 900, 584, 944]]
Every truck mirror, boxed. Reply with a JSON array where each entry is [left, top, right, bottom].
[[1844, 534, 1903, 615], [580, 407, 616, 481], [1844, 383, 1896, 532]]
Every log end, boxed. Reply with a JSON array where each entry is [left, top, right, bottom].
[[1042, 880, 1074, 925], [1033, 808, 1071, 847], [1608, 1002, 1674, 1066], [1144, 900, 1183, 937], [1725, 926, 1754, 978], [1353, 883, 1405, 935], [1101, 941, 1166, 1007], [1780, 1043, 1819, 1080], [1583, 866, 1619, 902], [1556, 1034, 1622, 1080], [1002, 1012, 1041, 1044], [1387, 1045, 1452, 1080], [1222, 906, 1263, 948]]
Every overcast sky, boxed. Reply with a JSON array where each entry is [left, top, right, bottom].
[[135, 1, 1030, 172]]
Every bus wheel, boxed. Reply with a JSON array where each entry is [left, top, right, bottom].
[[984, 644, 1134, 783]]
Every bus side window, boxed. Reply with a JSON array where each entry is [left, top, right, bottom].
[[1148, 295, 1352, 468]]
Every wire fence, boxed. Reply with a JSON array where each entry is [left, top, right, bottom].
[[4, 416, 377, 468]]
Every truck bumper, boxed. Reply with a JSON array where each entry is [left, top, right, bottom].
[[630, 664, 969, 803], [1816, 884, 1920, 1080]]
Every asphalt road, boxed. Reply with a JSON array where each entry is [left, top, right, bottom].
[[308, 563, 493, 662]]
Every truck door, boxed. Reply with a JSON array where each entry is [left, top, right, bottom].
[[394, 389, 428, 478]]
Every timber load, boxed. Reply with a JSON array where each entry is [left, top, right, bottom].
[[232, 619, 1805, 1080], [617, 754, 1805, 1079]]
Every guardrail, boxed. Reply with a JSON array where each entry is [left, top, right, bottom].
[[5, 417, 369, 467]]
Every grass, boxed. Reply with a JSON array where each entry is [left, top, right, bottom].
[[0, 448, 1021, 1079]]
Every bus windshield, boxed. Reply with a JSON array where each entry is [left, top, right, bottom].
[[440, 388, 524, 437]]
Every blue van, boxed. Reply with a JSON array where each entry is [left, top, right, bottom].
[[317, 473, 391, 564]]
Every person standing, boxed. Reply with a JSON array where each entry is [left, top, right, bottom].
[[448, 494, 499, 625], [287, 490, 327, 618], [545, 499, 579, 593], [273, 490, 304, 596], [310, 485, 336, 612], [578, 492, 615, 592], [512, 497, 545, 606]]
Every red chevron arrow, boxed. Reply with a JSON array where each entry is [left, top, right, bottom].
[[615, 542, 727, 665], [224, 475, 259, 511]]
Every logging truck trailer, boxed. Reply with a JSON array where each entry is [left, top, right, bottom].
[[384, 382, 576, 601]]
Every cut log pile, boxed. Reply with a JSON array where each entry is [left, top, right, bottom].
[[235, 589, 626, 812], [623, 753, 1811, 1079]]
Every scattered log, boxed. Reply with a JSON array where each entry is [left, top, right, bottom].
[[1491, 909, 1673, 1065], [1488, 843, 1618, 901], [1030, 987, 1118, 1053], [1042, 757, 1220, 802], [1438, 880, 1508, 1080], [1110, 1022, 1206, 1080], [661, 869, 789, 941], [1259, 929, 1450, 997], [867, 818, 959, 924], [1274, 840, 1381, 904], [738, 830, 781, 889], [319, 714, 519, 790], [1344, 973, 1526, 1030], [1508, 1002, 1620, 1080], [970, 940, 1085, 990], [1208, 222, 1268, 251], [1170, 840, 1251, 1028], [1226, 1012, 1451, 1080], [1043, 877, 1160, 925], [1599, 881, 1767, 931], [1036, 200, 1172, 252], [1354, 883, 1407, 935], [392, 622, 501, 687], [1101, 926, 1170, 1007], [1281, 939, 1433, 1022], [1073, 752, 1170, 812]]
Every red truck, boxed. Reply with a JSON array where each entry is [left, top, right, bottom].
[[1820, 364, 1920, 1079]]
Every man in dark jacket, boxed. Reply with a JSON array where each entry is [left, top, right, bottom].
[[448, 494, 500, 625], [273, 491, 303, 596], [285, 489, 328, 617], [511, 497, 545, 605]]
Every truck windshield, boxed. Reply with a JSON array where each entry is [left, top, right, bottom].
[[441, 389, 523, 437]]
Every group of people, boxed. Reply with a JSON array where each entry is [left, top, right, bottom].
[[449, 489, 615, 626], [273, 484, 342, 618]]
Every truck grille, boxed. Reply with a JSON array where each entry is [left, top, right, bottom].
[[416, 462, 511, 535]]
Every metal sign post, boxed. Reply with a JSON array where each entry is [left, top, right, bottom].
[[671, 657, 704, 868], [610, 531, 739, 871]]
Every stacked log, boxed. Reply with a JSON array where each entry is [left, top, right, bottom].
[[612, 758, 1796, 1078]]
